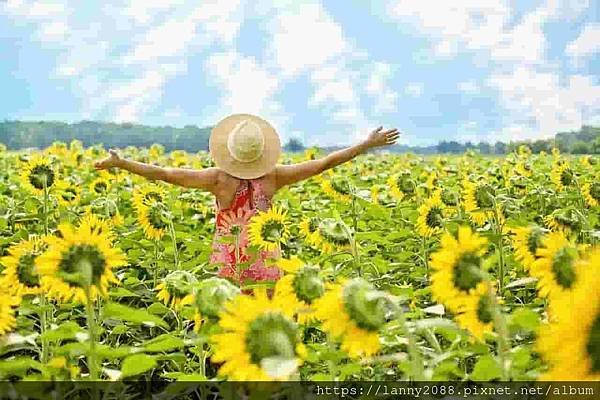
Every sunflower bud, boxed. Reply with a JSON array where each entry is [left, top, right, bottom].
[[292, 266, 324, 304], [162, 270, 198, 299], [318, 219, 351, 246], [342, 278, 399, 331], [474, 184, 495, 209], [194, 277, 240, 319]]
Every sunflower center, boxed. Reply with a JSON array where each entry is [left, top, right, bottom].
[[475, 185, 494, 209], [308, 217, 319, 233], [246, 312, 297, 365], [145, 192, 163, 204], [587, 313, 600, 373], [426, 206, 444, 228], [318, 219, 350, 245], [590, 183, 600, 201], [527, 227, 545, 257], [476, 293, 494, 324], [441, 190, 457, 206], [148, 207, 168, 230], [292, 266, 324, 304], [58, 244, 106, 287], [342, 279, 398, 331], [397, 175, 415, 195], [260, 220, 284, 243], [29, 165, 55, 190], [560, 169, 573, 186], [93, 181, 108, 194], [61, 187, 78, 202], [17, 253, 40, 287], [452, 253, 483, 292], [551, 247, 577, 289]]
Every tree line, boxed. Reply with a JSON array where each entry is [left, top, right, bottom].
[[1, 120, 599, 154]]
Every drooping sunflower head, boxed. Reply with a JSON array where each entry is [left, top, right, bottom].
[[530, 231, 581, 301], [137, 202, 169, 241], [20, 155, 57, 194], [537, 248, 600, 380], [193, 277, 240, 320], [211, 289, 305, 380], [132, 185, 167, 210], [387, 171, 416, 201], [511, 225, 546, 271], [416, 191, 445, 237], [79, 211, 114, 238], [551, 162, 574, 191], [462, 178, 496, 225], [275, 258, 324, 324], [342, 278, 399, 331], [248, 205, 290, 252], [0, 236, 49, 297], [156, 270, 198, 310], [582, 182, 600, 208], [56, 180, 81, 206], [321, 176, 353, 202], [430, 226, 489, 313], [455, 282, 496, 341], [89, 177, 110, 195], [317, 218, 351, 253], [0, 294, 20, 335], [36, 223, 126, 303], [543, 207, 583, 234]]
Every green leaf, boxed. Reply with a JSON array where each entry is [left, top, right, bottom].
[[120, 354, 157, 378], [103, 302, 168, 329], [470, 355, 502, 381], [40, 322, 84, 343], [0, 358, 42, 378], [143, 334, 184, 353], [510, 308, 540, 332]]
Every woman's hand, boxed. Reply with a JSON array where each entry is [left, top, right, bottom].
[[364, 126, 401, 148], [94, 149, 122, 170]]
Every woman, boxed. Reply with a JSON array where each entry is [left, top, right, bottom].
[[94, 114, 399, 285]]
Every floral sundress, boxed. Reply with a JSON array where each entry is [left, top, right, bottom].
[[210, 179, 282, 285]]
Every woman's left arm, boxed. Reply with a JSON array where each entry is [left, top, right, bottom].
[[275, 126, 400, 188]]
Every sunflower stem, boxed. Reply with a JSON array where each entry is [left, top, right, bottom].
[[153, 240, 159, 287], [38, 295, 49, 364], [492, 200, 506, 293], [397, 311, 424, 380], [168, 219, 180, 270], [490, 285, 510, 380], [85, 294, 99, 382]]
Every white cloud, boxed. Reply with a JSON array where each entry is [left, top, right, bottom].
[[366, 62, 398, 114], [458, 80, 479, 94], [566, 23, 600, 65], [405, 82, 423, 97]]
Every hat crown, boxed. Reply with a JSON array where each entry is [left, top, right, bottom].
[[226, 119, 265, 163]]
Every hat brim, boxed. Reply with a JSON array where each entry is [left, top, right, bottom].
[[209, 114, 281, 179]]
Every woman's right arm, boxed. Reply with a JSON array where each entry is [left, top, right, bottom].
[[94, 149, 218, 192]]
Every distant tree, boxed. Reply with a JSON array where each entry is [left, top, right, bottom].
[[283, 137, 305, 152], [571, 141, 590, 154], [493, 142, 507, 154]]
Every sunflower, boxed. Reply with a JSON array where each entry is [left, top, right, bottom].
[[299, 217, 322, 248], [430, 226, 488, 313], [462, 178, 496, 226], [137, 203, 168, 241], [313, 278, 398, 358], [0, 236, 48, 296], [211, 288, 305, 380], [317, 218, 351, 253], [79, 211, 114, 238], [416, 191, 446, 237], [89, 177, 111, 195], [132, 185, 167, 210], [193, 277, 240, 329], [387, 172, 416, 201], [530, 231, 582, 303], [321, 177, 352, 202], [551, 162, 574, 191], [20, 155, 58, 195], [582, 182, 600, 207], [275, 257, 324, 324], [543, 207, 583, 234], [304, 147, 319, 161], [537, 248, 600, 380], [248, 205, 290, 252], [454, 282, 496, 341], [56, 180, 81, 207], [370, 184, 381, 204], [510, 225, 546, 271], [36, 221, 126, 303], [155, 270, 197, 310], [0, 294, 20, 335]]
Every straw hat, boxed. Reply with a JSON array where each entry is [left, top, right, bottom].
[[209, 114, 281, 179]]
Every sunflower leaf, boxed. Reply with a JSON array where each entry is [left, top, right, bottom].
[[103, 302, 169, 329], [120, 354, 157, 378]]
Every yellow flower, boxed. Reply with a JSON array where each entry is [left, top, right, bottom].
[[36, 221, 126, 303], [387, 172, 416, 201], [0, 235, 48, 296], [299, 217, 322, 248], [132, 185, 167, 210], [89, 177, 111, 195], [582, 182, 600, 207], [321, 177, 352, 202], [20, 155, 58, 195], [155, 270, 197, 310], [430, 226, 488, 313], [454, 282, 496, 341], [370, 185, 380, 204], [510, 225, 546, 271], [248, 205, 290, 252], [416, 191, 445, 237], [537, 247, 600, 380], [530, 231, 582, 304], [56, 180, 81, 207], [211, 288, 305, 381], [316, 218, 351, 254], [314, 279, 396, 358], [551, 162, 574, 191], [136, 203, 168, 241], [462, 178, 496, 226], [0, 293, 20, 335], [275, 257, 324, 324], [543, 208, 582, 234]]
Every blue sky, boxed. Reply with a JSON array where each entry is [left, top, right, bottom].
[[1, 0, 599, 146]]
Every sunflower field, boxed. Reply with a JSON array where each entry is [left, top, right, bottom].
[[0, 140, 599, 386]]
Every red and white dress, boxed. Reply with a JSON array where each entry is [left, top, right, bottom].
[[210, 179, 282, 284]]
